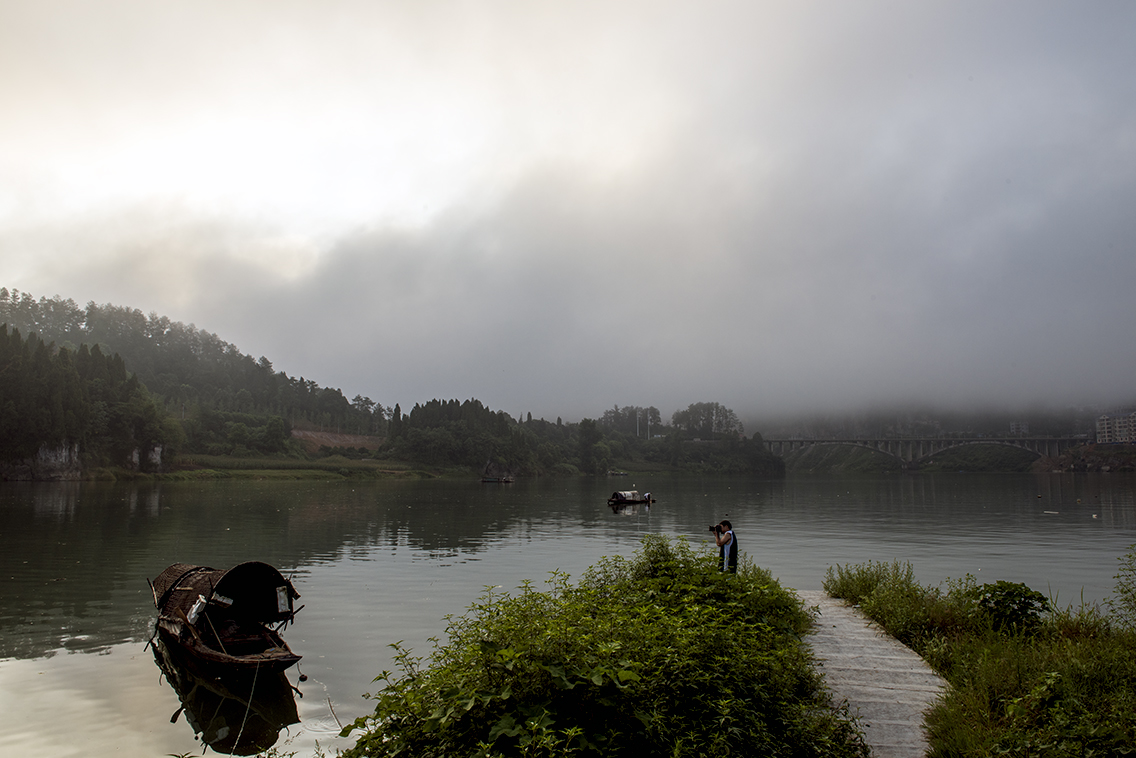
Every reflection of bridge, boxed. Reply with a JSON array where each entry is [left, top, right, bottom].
[[763, 437, 1079, 466]]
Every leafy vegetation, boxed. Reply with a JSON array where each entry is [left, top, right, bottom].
[[782, 444, 905, 474], [919, 444, 1040, 473], [823, 557, 1136, 757], [341, 535, 868, 758]]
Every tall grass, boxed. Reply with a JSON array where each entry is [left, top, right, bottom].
[[824, 556, 1136, 757]]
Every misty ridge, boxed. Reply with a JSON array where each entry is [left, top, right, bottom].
[[1, 286, 790, 477], [2, 286, 1125, 448]]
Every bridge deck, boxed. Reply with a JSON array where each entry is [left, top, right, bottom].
[[798, 590, 948, 758]]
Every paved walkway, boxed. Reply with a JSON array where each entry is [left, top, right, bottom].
[[797, 591, 949, 758]]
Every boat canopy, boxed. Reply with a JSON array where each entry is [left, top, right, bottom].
[[152, 561, 300, 624], [610, 491, 640, 502]]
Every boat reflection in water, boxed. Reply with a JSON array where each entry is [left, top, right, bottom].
[[152, 636, 301, 755], [609, 502, 651, 516]]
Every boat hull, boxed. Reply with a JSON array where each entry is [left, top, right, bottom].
[[156, 620, 301, 676]]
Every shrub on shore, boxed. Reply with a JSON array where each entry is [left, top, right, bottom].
[[823, 553, 1136, 757], [341, 535, 869, 757]]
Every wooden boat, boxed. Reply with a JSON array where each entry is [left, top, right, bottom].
[[607, 490, 655, 506], [150, 561, 302, 675]]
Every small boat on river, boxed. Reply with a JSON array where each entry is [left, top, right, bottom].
[[607, 490, 655, 506], [150, 561, 302, 675]]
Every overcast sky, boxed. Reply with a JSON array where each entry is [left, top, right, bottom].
[[2, 1, 1134, 425]]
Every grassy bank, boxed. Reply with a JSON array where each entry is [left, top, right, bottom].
[[340, 536, 868, 758], [823, 557, 1136, 757], [91, 455, 443, 481]]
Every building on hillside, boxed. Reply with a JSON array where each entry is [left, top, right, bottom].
[[1009, 421, 1029, 435], [1096, 412, 1136, 444]]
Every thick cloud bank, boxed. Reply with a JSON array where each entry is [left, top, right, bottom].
[[2, 1, 1134, 421]]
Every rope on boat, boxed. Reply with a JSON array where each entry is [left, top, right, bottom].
[[234, 657, 261, 751], [203, 611, 230, 657]]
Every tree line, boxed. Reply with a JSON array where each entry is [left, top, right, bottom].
[[1, 287, 783, 477], [1, 288, 384, 440], [0, 325, 176, 470]]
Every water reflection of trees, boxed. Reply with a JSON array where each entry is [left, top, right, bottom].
[[0, 479, 573, 658]]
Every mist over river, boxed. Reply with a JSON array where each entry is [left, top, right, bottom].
[[2, 473, 1134, 756]]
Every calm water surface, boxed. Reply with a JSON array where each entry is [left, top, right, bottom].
[[2, 473, 1134, 756]]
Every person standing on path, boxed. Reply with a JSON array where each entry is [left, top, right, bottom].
[[713, 520, 738, 573]]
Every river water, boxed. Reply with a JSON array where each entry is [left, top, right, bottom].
[[2, 473, 1134, 757]]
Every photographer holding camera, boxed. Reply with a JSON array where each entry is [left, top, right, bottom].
[[710, 520, 738, 573]]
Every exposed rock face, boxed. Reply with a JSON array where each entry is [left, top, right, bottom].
[[127, 444, 164, 472], [0, 443, 82, 481]]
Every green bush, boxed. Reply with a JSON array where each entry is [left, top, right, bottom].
[[969, 581, 1049, 634], [342, 536, 869, 758]]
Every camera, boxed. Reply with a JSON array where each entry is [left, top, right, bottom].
[[708, 524, 719, 533]]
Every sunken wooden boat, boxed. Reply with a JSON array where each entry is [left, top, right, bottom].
[[150, 561, 302, 675]]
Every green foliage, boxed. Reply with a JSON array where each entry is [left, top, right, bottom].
[[671, 401, 743, 438], [597, 405, 662, 436], [970, 581, 1049, 635], [784, 444, 905, 474], [342, 536, 868, 758], [181, 408, 294, 456], [825, 560, 1136, 757], [1107, 543, 1136, 629], [919, 444, 1039, 473]]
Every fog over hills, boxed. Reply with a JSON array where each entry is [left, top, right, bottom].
[[2, 2, 1134, 424]]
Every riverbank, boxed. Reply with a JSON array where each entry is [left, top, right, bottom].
[[824, 558, 1136, 757], [1034, 443, 1136, 473], [78, 455, 438, 481]]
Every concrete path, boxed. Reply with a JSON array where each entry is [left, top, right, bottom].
[[797, 590, 948, 758]]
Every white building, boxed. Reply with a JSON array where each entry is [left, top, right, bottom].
[[1097, 413, 1136, 444]]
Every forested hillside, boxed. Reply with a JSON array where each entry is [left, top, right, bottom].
[[1, 287, 784, 478], [1, 287, 383, 452], [0, 326, 175, 475]]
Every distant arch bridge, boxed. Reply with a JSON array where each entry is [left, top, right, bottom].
[[762, 437, 1079, 466]]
